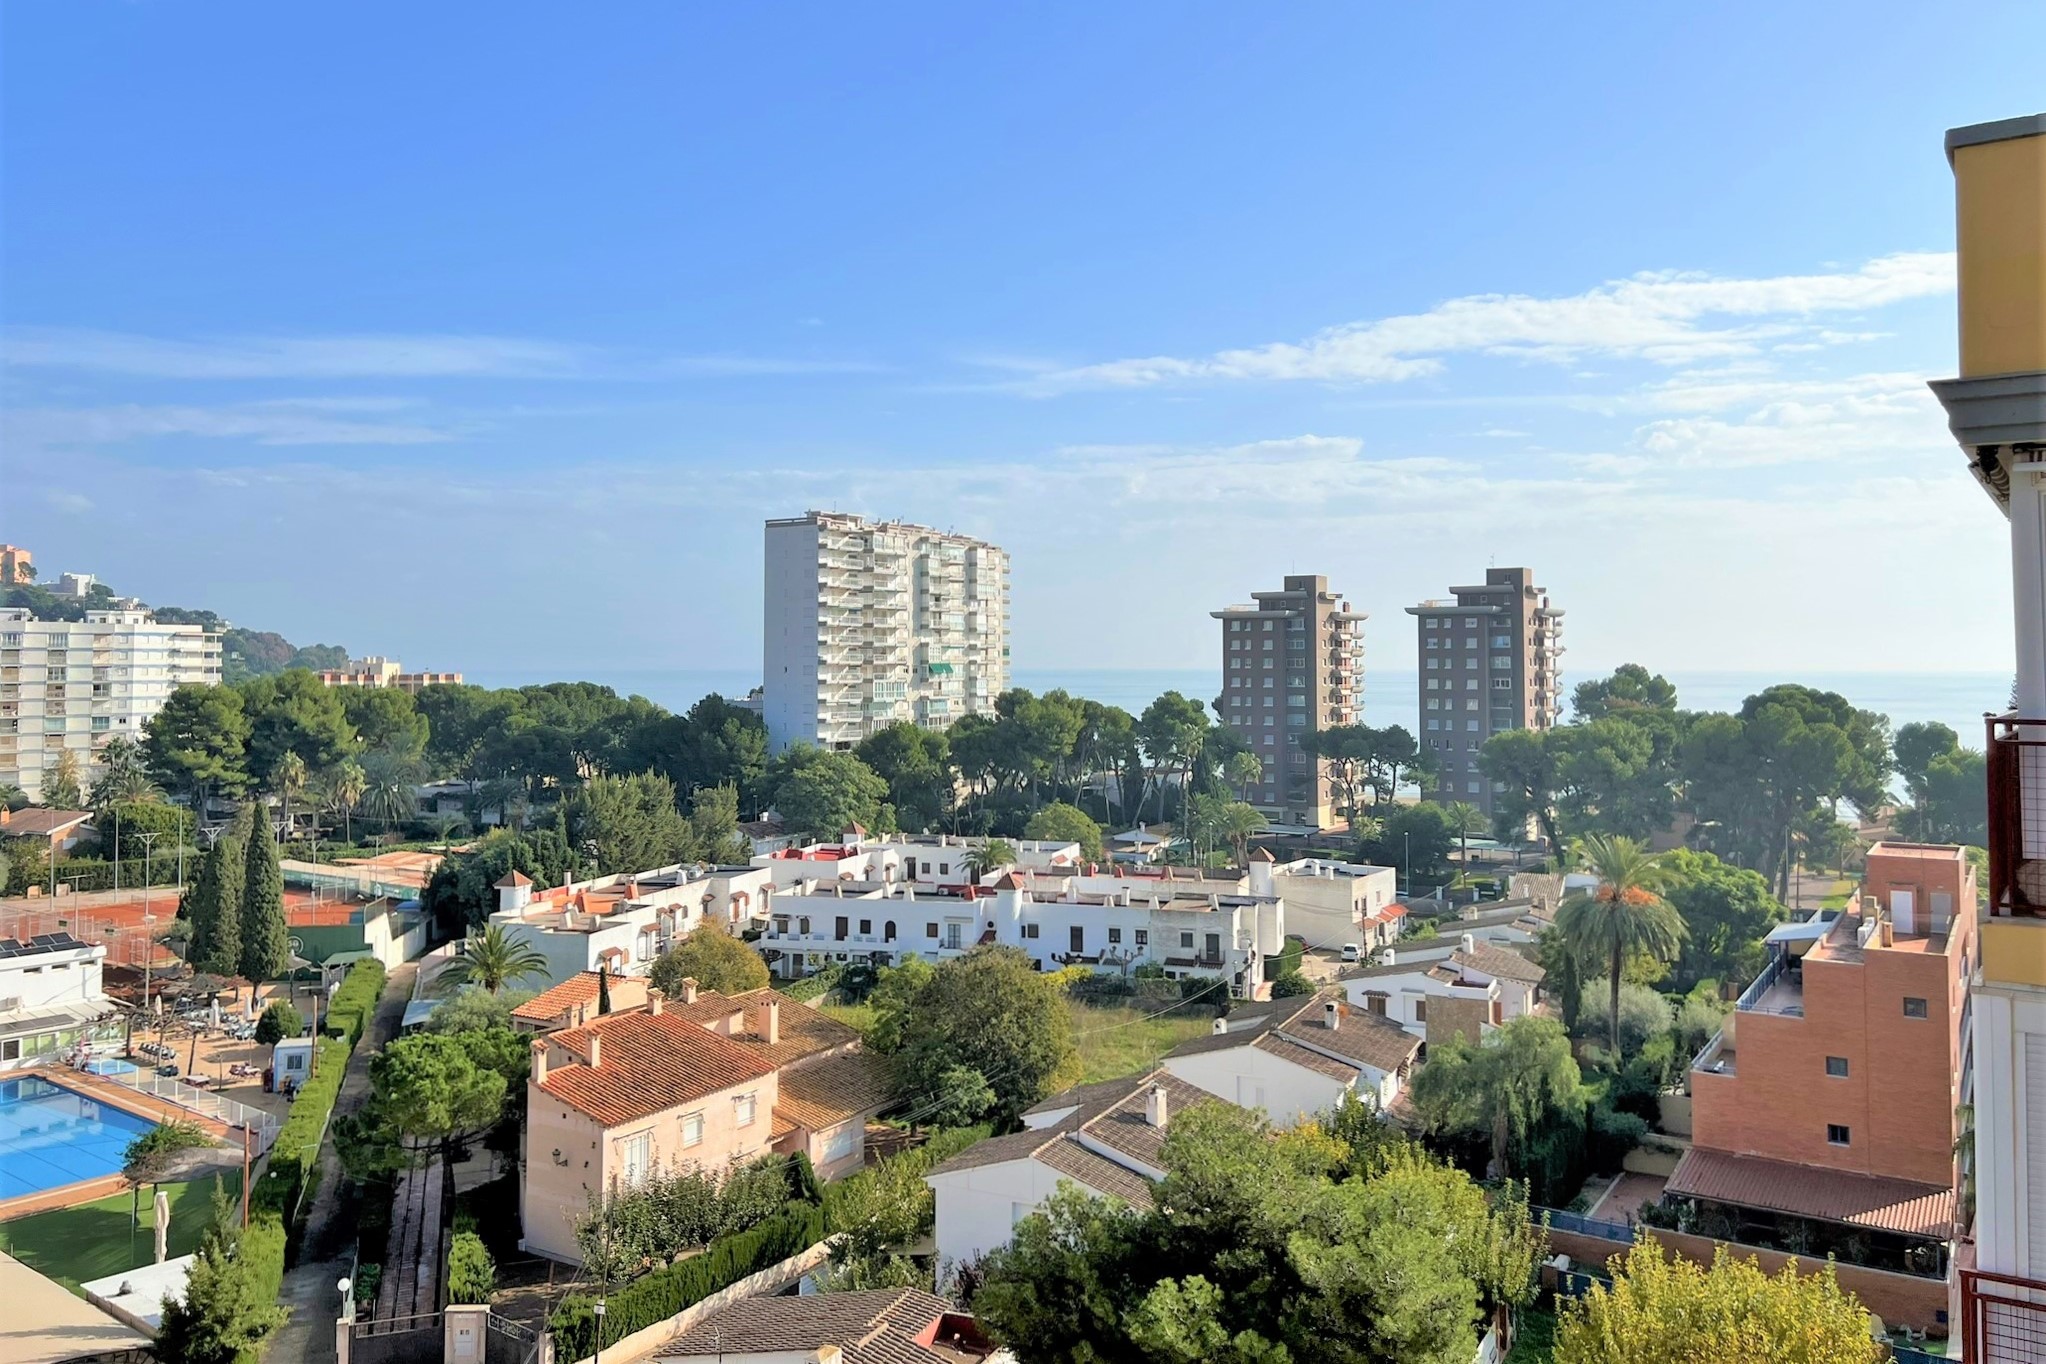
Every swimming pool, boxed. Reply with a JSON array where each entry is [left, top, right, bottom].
[[82, 1058, 139, 1077], [0, 1075, 159, 1202]]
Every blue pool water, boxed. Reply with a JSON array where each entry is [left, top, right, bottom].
[[83, 1058, 139, 1077], [0, 1075, 159, 1201]]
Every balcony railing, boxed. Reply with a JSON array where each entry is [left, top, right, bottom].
[[1987, 713, 2046, 916], [1733, 952, 1802, 1015], [1962, 1268, 2046, 1362]]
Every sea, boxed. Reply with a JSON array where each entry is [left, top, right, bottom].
[[461, 666, 2012, 750]]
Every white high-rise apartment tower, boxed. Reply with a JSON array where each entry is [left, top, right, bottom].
[[0, 608, 223, 801], [763, 512, 1010, 752]]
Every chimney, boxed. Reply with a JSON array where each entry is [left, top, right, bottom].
[[585, 1033, 601, 1068], [1460, 932, 1476, 955], [1145, 1083, 1168, 1128], [681, 977, 699, 1005], [1211, 1016, 1228, 1036], [647, 987, 665, 1016], [1324, 1000, 1340, 1030], [531, 1039, 549, 1084], [763, 998, 781, 1045]]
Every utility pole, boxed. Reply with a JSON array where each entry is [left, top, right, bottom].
[[138, 832, 162, 1028]]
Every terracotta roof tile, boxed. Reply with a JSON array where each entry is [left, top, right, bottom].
[[1665, 1148, 1956, 1239], [1275, 997, 1423, 1074], [659, 1288, 966, 1364], [1077, 1071, 1217, 1171], [511, 971, 607, 1022], [775, 1051, 901, 1131], [1452, 940, 1546, 984], [1035, 1136, 1157, 1209], [1251, 1034, 1365, 1082], [664, 989, 862, 1067], [539, 1011, 775, 1127]]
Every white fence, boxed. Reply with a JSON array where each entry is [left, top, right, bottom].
[[97, 1066, 282, 1156]]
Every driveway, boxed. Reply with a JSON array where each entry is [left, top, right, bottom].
[[263, 959, 417, 1364]]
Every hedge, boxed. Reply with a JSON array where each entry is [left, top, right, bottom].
[[323, 958, 387, 1044], [777, 965, 842, 1004], [550, 1204, 824, 1359], [549, 1125, 990, 1360], [236, 959, 385, 1359]]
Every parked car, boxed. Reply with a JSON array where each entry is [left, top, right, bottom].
[[1340, 943, 1363, 963]]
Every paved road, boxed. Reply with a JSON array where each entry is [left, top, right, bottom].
[[264, 959, 418, 1364]]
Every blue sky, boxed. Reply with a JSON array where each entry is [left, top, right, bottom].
[[4, 3, 2040, 680]]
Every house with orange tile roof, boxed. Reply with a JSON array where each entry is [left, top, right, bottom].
[[509, 969, 652, 1033], [489, 860, 776, 989], [518, 981, 901, 1264]]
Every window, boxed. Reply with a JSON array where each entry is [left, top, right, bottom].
[[1107, 927, 1122, 945], [1069, 926, 1084, 953], [1827, 1124, 1851, 1146], [735, 1092, 758, 1126], [858, 919, 871, 935], [1825, 1056, 1849, 1078], [1180, 932, 1194, 949], [1135, 929, 1148, 948], [1414, 997, 1427, 1022], [1467, 720, 1479, 731], [1428, 718, 1439, 730], [1903, 997, 1929, 1018], [1492, 678, 1512, 690], [622, 1131, 652, 1186], [1022, 922, 1040, 939], [925, 922, 938, 938], [682, 1112, 705, 1148]]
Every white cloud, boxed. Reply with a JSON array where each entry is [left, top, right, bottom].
[[45, 490, 93, 513], [5, 401, 461, 448], [0, 328, 883, 381], [1024, 251, 1954, 392]]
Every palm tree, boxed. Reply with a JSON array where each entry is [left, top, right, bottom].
[[963, 838, 1017, 881], [89, 736, 161, 808], [327, 761, 367, 846], [1221, 802, 1264, 867], [276, 752, 308, 846], [1445, 802, 1483, 883], [360, 778, 415, 836], [439, 923, 550, 996], [1554, 833, 1687, 1054]]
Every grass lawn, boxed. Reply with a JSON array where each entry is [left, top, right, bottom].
[[0, 1173, 242, 1291], [1505, 1307, 1557, 1363], [1069, 1001, 1214, 1083]]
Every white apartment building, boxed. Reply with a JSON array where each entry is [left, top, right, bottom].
[[762, 511, 1010, 752], [488, 860, 777, 988], [0, 931, 117, 1070], [762, 866, 1285, 997], [0, 608, 223, 802]]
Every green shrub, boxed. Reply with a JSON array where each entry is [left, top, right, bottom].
[[785, 1150, 823, 1206], [822, 1125, 988, 1233], [447, 1231, 496, 1304], [1272, 936, 1306, 979], [778, 965, 842, 1004], [254, 1002, 304, 1047], [550, 1205, 824, 1359], [352, 1262, 382, 1308], [1270, 970, 1314, 998]]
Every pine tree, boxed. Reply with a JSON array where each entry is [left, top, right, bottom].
[[239, 820, 290, 984], [155, 1179, 285, 1364], [189, 830, 246, 978]]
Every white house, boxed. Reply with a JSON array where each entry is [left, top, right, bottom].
[[1261, 852, 1399, 952], [1161, 990, 1422, 1119], [925, 1070, 1219, 1271], [763, 868, 1283, 998], [752, 830, 1084, 891], [1336, 933, 1547, 1045], [0, 931, 117, 1071], [488, 861, 777, 989]]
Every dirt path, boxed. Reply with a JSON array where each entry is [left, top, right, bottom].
[[262, 960, 417, 1364]]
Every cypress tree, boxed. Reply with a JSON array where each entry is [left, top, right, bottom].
[[239, 819, 290, 985], [190, 831, 246, 979], [597, 962, 612, 1015]]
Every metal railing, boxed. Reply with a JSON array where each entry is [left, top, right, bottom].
[[1733, 952, 1794, 1013], [95, 1066, 282, 1155], [1962, 1267, 2046, 1362], [1539, 1208, 1636, 1243]]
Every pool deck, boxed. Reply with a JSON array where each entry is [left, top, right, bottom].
[[0, 1067, 240, 1223]]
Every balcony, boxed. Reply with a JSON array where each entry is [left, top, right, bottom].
[[1987, 713, 2046, 916], [1733, 952, 1802, 1016]]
